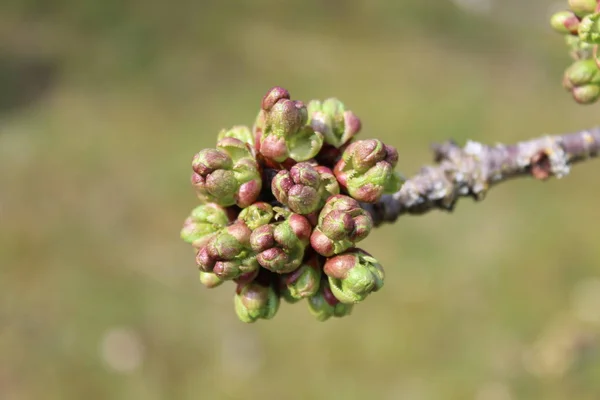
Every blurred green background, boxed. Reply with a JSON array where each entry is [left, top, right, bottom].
[[1, 0, 599, 399]]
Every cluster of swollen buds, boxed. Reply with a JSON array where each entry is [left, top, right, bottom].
[[181, 87, 404, 323], [551, 0, 600, 104]]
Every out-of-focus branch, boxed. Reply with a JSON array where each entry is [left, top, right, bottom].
[[363, 127, 600, 226]]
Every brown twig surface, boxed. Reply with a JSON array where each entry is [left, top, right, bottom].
[[363, 126, 600, 226]]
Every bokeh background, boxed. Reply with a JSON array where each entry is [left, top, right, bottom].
[[1, 0, 599, 399]]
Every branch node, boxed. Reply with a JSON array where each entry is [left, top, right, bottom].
[[530, 151, 552, 180]]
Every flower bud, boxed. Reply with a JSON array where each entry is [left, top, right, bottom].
[[260, 134, 289, 162], [199, 271, 223, 288], [193, 148, 232, 174], [579, 12, 600, 44], [270, 98, 308, 138], [196, 222, 259, 280], [563, 59, 600, 104], [307, 98, 361, 148], [261, 86, 290, 111], [550, 11, 580, 34], [572, 83, 600, 103], [272, 163, 339, 214], [281, 254, 322, 301], [255, 87, 324, 162], [234, 281, 280, 323], [334, 139, 403, 203], [180, 203, 230, 247], [324, 249, 384, 304], [310, 195, 373, 257], [307, 280, 353, 321], [569, 0, 598, 17], [192, 137, 262, 207], [250, 212, 312, 273], [237, 202, 274, 230]]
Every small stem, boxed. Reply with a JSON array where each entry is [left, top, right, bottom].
[[363, 126, 600, 226]]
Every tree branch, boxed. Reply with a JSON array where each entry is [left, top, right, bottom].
[[363, 126, 600, 226]]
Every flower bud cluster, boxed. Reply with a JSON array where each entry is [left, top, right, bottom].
[[181, 87, 404, 322], [550, 0, 600, 104]]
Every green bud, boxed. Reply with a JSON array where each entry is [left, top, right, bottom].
[[307, 280, 353, 321], [310, 195, 373, 257], [569, 0, 598, 17], [307, 98, 361, 148], [550, 10, 580, 34], [579, 12, 600, 44], [217, 125, 255, 148], [563, 59, 600, 104], [181, 203, 230, 247], [234, 281, 280, 323], [256, 87, 324, 162], [334, 139, 403, 203], [199, 271, 223, 288], [324, 249, 384, 304], [250, 213, 312, 273], [237, 202, 274, 230], [192, 137, 262, 208], [196, 222, 259, 280], [271, 163, 339, 214], [281, 254, 322, 300]]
